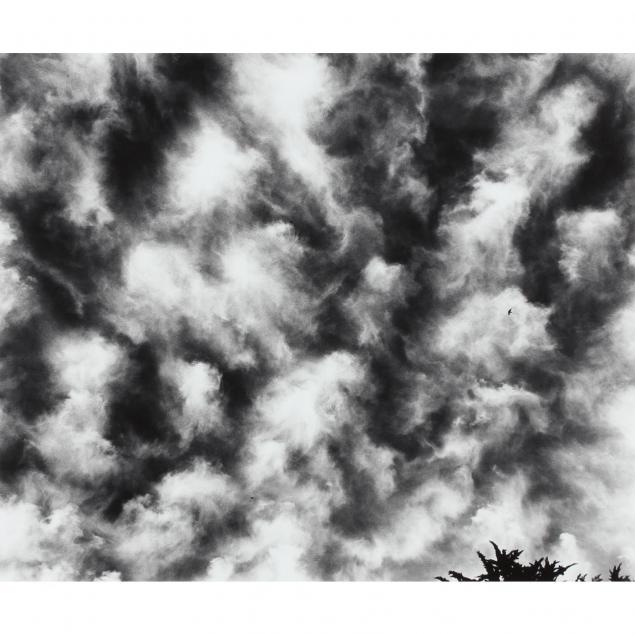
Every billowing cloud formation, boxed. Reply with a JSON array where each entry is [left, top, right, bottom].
[[1, 53, 635, 580]]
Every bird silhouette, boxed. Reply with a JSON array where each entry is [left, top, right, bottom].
[[507, 308, 512, 315]]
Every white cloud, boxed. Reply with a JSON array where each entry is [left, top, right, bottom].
[[439, 175, 530, 294], [492, 77, 601, 194], [0, 218, 31, 324], [232, 54, 336, 189], [119, 222, 314, 366], [207, 503, 313, 581], [250, 352, 364, 464], [114, 461, 239, 579], [168, 117, 262, 215], [161, 358, 223, 442], [0, 498, 93, 580], [346, 257, 409, 346], [35, 334, 121, 481], [343, 474, 473, 578], [0, 110, 37, 192], [558, 208, 623, 286], [434, 287, 553, 379], [2, 53, 635, 582], [467, 474, 551, 559]]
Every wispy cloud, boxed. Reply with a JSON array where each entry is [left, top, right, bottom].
[[1, 54, 634, 580]]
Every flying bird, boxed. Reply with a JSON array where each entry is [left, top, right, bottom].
[[507, 308, 512, 315]]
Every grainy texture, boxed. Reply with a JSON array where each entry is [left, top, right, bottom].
[[1, 54, 634, 580]]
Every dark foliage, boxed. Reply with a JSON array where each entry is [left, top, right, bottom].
[[436, 541, 632, 581]]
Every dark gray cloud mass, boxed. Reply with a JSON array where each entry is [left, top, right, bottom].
[[1, 53, 634, 579]]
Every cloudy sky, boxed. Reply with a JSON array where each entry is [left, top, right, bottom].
[[0, 53, 634, 580]]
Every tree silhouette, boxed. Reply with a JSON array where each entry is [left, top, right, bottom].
[[436, 541, 632, 581]]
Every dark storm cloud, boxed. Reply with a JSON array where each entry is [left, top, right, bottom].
[[106, 340, 179, 446], [0, 316, 64, 423], [327, 425, 387, 537], [101, 54, 228, 222], [0, 57, 122, 330], [413, 54, 511, 239], [4, 188, 122, 326], [515, 56, 635, 357], [317, 54, 431, 262], [1, 53, 635, 580]]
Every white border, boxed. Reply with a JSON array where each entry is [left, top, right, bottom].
[[1, 3, 633, 633], [1, 0, 635, 52], [0, 581, 633, 634]]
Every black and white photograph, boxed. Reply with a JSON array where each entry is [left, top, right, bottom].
[[1, 51, 634, 584], [2, 2, 635, 626]]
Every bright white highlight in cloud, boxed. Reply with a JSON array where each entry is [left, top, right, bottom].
[[232, 54, 336, 188], [2, 53, 635, 582], [170, 119, 261, 214]]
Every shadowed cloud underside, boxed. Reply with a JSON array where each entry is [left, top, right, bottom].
[[1, 53, 635, 580]]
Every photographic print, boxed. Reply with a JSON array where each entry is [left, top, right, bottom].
[[0, 53, 634, 581]]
